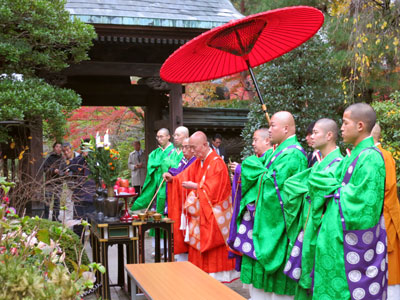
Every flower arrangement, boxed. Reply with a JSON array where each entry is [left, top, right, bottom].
[[0, 177, 105, 299], [85, 133, 121, 188]]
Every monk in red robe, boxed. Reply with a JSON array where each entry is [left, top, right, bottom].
[[372, 124, 400, 299], [163, 138, 196, 261], [164, 131, 237, 282]]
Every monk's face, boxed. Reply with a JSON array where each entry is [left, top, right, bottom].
[[311, 123, 327, 150], [341, 111, 358, 144], [173, 130, 186, 148], [269, 116, 286, 145], [182, 139, 193, 160], [156, 130, 170, 147], [252, 131, 270, 157], [189, 137, 208, 160]]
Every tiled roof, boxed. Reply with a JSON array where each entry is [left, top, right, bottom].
[[65, 0, 243, 29]]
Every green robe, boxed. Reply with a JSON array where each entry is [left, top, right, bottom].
[[312, 137, 385, 300], [283, 147, 343, 300], [132, 143, 183, 213], [239, 135, 307, 295]]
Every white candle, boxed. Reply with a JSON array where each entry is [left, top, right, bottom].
[[104, 129, 110, 147], [95, 132, 101, 147]]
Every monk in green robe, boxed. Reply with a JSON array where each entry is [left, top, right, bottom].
[[312, 103, 385, 299], [283, 118, 343, 300], [239, 111, 308, 300], [132, 127, 187, 214]]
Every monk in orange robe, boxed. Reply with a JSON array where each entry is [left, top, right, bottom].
[[164, 131, 237, 282], [372, 124, 400, 299]]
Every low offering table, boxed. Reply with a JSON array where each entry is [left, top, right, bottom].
[[125, 261, 246, 300]]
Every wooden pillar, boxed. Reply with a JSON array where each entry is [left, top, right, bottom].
[[168, 84, 183, 133], [144, 92, 163, 155]]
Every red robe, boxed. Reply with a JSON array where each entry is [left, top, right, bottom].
[[172, 151, 235, 273]]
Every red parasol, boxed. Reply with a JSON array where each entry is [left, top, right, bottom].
[[160, 6, 324, 123]]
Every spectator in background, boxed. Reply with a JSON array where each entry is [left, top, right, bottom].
[[305, 121, 320, 167], [210, 133, 227, 163], [128, 141, 146, 195], [43, 142, 63, 220], [69, 140, 96, 240]]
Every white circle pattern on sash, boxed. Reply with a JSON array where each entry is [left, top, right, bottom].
[[362, 231, 374, 245], [380, 258, 386, 271], [298, 231, 304, 242], [352, 288, 366, 300], [369, 282, 380, 295], [243, 211, 251, 221], [214, 205, 221, 213], [366, 266, 378, 278], [218, 216, 225, 225], [345, 233, 358, 246], [234, 237, 241, 248], [196, 201, 200, 210], [225, 211, 232, 220], [349, 270, 362, 282], [346, 252, 360, 264], [382, 275, 385, 287], [188, 206, 196, 214], [291, 246, 301, 258], [376, 241, 385, 254], [253, 250, 256, 258], [284, 261, 292, 272], [190, 237, 196, 245], [196, 242, 200, 250], [242, 242, 252, 253], [347, 165, 354, 174], [222, 227, 229, 235], [194, 226, 200, 235], [380, 217, 385, 230], [238, 224, 247, 234], [247, 229, 253, 240], [364, 249, 374, 262], [292, 268, 301, 280], [222, 201, 229, 209]]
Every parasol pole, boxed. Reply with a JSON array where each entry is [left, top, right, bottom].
[[245, 60, 271, 124]]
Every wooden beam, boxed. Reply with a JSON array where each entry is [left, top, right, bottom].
[[63, 61, 161, 77]]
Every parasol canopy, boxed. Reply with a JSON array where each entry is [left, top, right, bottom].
[[160, 6, 324, 122]]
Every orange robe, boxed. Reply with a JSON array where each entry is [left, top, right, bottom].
[[378, 144, 400, 285], [172, 151, 235, 273]]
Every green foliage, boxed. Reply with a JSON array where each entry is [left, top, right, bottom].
[[0, 77, 81, 142], [0, 0, 96, 76], [241, 35, 345, 157], [0, 0, 96, 142], [0, 180, 102, 299], [372, 91, 400, 185], [24, 217, 90, 272]]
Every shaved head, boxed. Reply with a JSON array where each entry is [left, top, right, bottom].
[[345, 103, 376, 133], [255, 128, 270, 140], [173, 126, 189, 148], [158, 128, 170, 136], [189, 131, 209, 160], [315, 118, 338, 142], [269, 111, 296, 145], [371, 123, 381, 143], [175, 126, 189, 137]]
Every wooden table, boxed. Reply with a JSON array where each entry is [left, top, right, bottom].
[[125, 262, 246, 300]]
